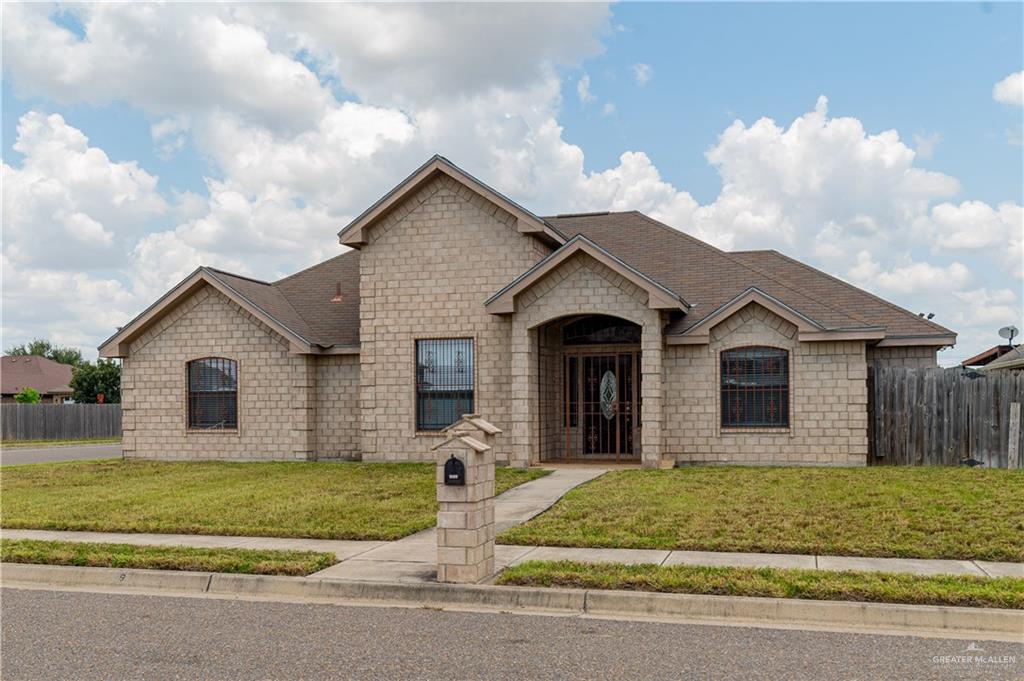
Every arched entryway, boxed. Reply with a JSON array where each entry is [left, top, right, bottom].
[[538, 314, 642, 463]]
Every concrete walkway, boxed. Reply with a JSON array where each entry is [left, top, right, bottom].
[[3, 466, 1020, 581]]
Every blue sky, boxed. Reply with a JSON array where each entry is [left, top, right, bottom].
[[2, 2, 1022, 363], [562, 2, 1023, 207]]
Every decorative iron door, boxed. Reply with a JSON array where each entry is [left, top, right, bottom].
[[563, 350, 640, 462]]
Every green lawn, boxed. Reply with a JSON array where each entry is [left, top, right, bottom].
[[1, 460, 548, 541], [2, 437, 122, 449], [1, 539, 334, 576], [498, 467, 1024, 562], [497, 561, 1024, 609]]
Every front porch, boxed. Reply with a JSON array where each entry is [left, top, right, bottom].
[[536, 315, 643, 465]]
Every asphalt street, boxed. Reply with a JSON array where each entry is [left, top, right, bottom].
[[2, 588, 1020, 680], [0, 442, 121, 465]]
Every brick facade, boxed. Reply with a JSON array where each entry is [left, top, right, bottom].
[[507, 254, 663, 467], [117, 173, 947, 468], [122, 286, 327, 460], [663, 303, 868, 466], [356, 174, 549, 463], [866, 345, 939, 368], [315, 355, 360, 459]]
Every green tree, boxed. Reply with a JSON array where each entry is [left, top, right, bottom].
[[13, 387, 41, 404], [5, 339, 85, 367], [70, 360, 121, 404]]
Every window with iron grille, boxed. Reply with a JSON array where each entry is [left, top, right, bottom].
[[415, 339, 473, 431], [187, 358, 238, 429], [720, 347, 789, 428]]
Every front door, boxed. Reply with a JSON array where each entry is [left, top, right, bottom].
[[563, 350, 640, 462]]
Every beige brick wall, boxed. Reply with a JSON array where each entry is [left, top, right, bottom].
[[508, 254, 663, 467], [866, 345, 938, 368], [663, 302, 869, 466], [357, 174, 550, 462], [122, 285, 325, 461], [315, 355, 360, 459]]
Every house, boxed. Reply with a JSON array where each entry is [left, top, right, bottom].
[[99, 156, 956, 468], [978, 346, 1023, 373], [961, 344, 1015, 368], [1, 355, 74, 404]]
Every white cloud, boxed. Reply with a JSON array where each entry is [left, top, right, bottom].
[[924, 200, 1023, 256], [848, 252, 972, 296], [632, 62, 653, 86], [577, 73, 596, 104], [912, 131, 940, 160], [1, 4, 334, 133], [242, 3, 610, 108], [2, 112, 167, 271], [1, 5, 1019, 365], [601, 102, 617, 117], [993, 70, 1023, 106], [151, 116, 190, 160]]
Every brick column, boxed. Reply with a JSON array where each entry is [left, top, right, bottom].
[[435, 429, 496, 583], [640, 319, 663, 468], [508, 324, 534, 468]]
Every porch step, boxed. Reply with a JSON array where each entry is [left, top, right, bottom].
[[658, 458, 675, 469]]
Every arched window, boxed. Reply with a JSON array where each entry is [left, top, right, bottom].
[[187, 358, 238, 429], [721, 347, 789, 428]]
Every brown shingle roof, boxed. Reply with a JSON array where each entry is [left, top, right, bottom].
[[544, 211, 953, 339], [1, 355, 74, 396], [274, 251, 361, 347], [150, 212, 952, 349]]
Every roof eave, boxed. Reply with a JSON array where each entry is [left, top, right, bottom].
[[98, 268, 314, 358]]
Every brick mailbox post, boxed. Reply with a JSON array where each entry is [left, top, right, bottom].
[[432, 415, 502, 583]]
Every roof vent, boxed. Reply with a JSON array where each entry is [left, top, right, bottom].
[[331, 282, 344, 303]]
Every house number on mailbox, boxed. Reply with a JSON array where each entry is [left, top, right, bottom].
[[444, 455, 466, 486]]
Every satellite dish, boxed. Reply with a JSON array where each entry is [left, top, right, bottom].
[[998, 326, 1019, 344]]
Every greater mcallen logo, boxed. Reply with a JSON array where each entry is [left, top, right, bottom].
[[932, 642, 1018, 667]]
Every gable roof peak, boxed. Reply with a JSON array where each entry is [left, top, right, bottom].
[[337, 155, 565, 248]]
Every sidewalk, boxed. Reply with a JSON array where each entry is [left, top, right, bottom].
[[3, 467, 1020, 581]]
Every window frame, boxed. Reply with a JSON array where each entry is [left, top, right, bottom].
[[413, 337, 475, 433], [185, 357, 239, 432], [719, 345, 790, 430]]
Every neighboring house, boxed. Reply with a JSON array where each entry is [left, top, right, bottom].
[[961, 344, 1015, 368], [100, 156, 955, 468], [979, 346, 1024, 373], [1, 355, 74, 404]]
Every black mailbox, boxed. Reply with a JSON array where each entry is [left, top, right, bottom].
[[444, 455, 466, 486]]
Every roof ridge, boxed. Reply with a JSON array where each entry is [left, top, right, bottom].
[[747, 249, 955, 336], [627, 213, 875, 327], [203, 267, 272, 286]]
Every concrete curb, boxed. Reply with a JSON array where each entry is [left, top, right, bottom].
[[3, 563, 1021, 639]]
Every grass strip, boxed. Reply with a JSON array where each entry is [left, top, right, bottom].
[[1, 460, 549, 541], [498, 467, 1024, 562], [497, 560, 1024, 610], [0, 539, 335, 576]]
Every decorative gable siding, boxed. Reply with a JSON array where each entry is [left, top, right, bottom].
[[663, 302, 869, 465], [357, 174, 550, 462]]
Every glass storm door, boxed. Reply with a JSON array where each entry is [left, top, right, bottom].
[[563, 351, 640, 462]]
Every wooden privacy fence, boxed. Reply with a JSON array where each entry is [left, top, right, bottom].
[[1, 404, 122, 441], [868, 367, 1023, 468]]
